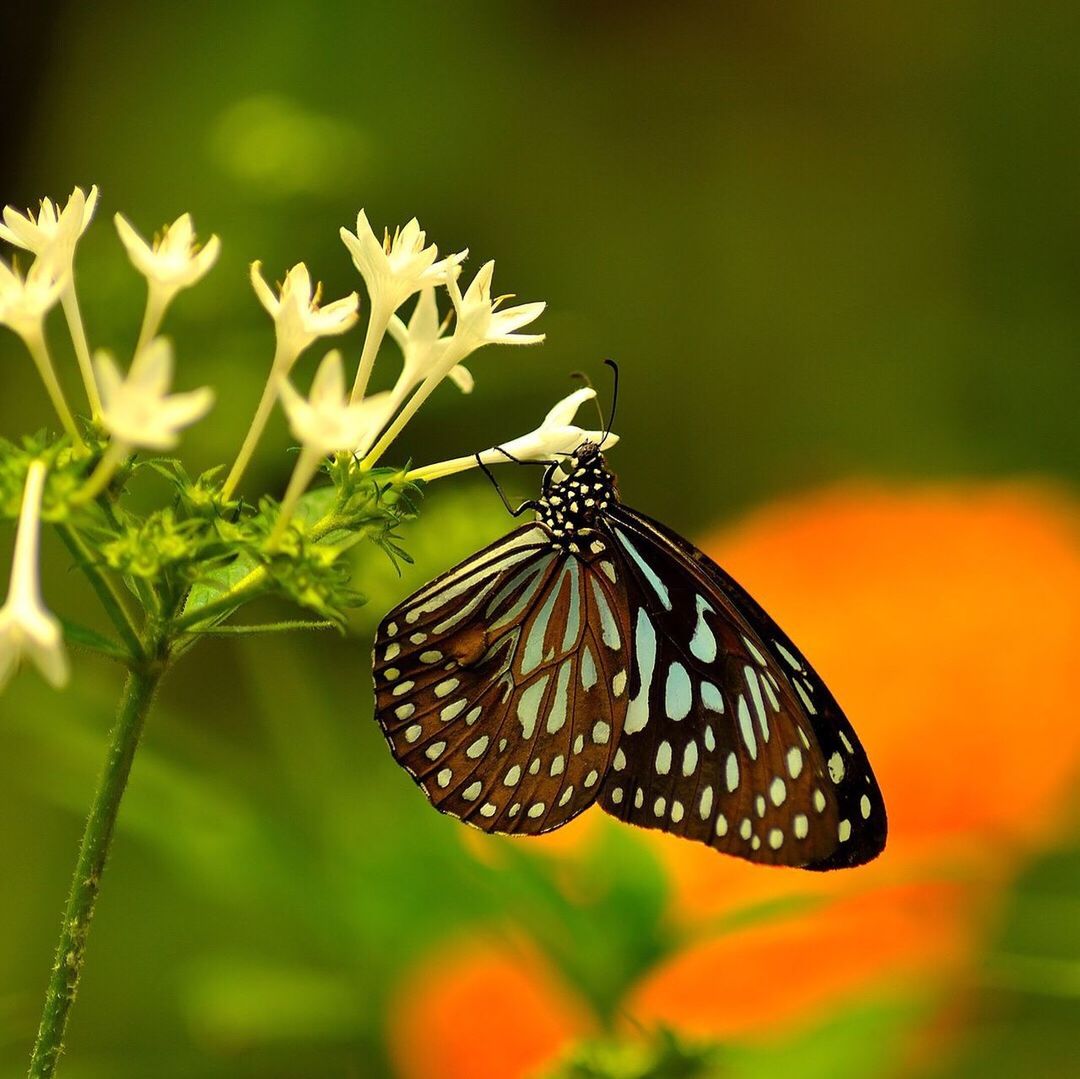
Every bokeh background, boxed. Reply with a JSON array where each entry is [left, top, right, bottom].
[[1, 3, 1079, 1077]]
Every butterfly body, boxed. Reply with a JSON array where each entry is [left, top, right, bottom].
[[373, 443, 887, 870]]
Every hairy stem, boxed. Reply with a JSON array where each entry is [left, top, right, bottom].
[[184, 618, 336, 637], [27, 662, 163, 1079]]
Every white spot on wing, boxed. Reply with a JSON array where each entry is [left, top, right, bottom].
[[682, 741, 699, 777], [655, 741, 672, 775], [828, 752, 845, 783]]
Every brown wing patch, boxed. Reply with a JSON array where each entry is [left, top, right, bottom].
[[373, 526, 633, 835]]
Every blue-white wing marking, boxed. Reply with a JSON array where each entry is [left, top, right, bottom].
[[599, 507, 887, 869], [373, 526, 633, 834]]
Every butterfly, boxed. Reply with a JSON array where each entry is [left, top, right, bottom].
[[371, 385, 887, 870]]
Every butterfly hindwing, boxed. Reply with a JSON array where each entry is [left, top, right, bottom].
[[597, 506, 887, 869], [373, 525, 632, 835]]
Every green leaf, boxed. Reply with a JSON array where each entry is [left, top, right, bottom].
[[296, 484, 337, 524], [183, 550, 260, 618], [58, 618, 131, 662]]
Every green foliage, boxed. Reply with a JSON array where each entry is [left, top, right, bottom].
[[547, 1029, 723, 1079], [1, 430, 425, 650]]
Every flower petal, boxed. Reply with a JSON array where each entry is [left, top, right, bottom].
[[249, 261, 278, 315], [542, 387, 596, 429]]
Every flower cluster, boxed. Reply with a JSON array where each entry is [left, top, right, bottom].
[[0, 185, 623, 1079], [0, 187, 619, 696]]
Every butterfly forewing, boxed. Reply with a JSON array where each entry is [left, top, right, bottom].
[[373, 525, 632, 834], [597, 507, 887, 869]]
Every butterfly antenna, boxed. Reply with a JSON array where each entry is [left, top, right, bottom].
[[602, 358, 620, 448], [570, 370, 606, 429]]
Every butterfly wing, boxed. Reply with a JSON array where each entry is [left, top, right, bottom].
[[597, 506, 887, 869], [373, 524, 633, 834]]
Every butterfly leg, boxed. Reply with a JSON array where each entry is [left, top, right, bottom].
[[474, 453, 541, 518]]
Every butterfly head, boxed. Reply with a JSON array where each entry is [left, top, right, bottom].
[[536, 440, 619, 544]]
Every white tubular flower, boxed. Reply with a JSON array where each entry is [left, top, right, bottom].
[[386, 287, 472, 397], [483, 387, 617, 462], [0, 258, 66, 343], [408, 387, 618, 483], [250, 261, 359, 369], [360, 264, 546, 468], [0, 461, 69, 693], [1, 186, 102, 415], [0, 185, 99, 275], [270, 350, 390, 546], [279, 350, 386, 457], [115, 212, 220, 305], [95, 338, 214, 452], [445, 260, 545, 359], [223, 263, 359, 501], [341, 210, 466, 318], [0, 259, 84, 444]]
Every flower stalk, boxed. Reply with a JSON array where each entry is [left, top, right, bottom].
[[59, 285, 100, 416], [222, 342, 289, 500], [27, 662, 164, 1079], [22, 329, 84, 448]]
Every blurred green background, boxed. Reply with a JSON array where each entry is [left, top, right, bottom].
[[1, 3, 1078, 1077]]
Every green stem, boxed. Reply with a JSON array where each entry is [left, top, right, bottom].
[[55, 525, 143, 661], [185, 618, 336, 637], [27, 663, 164, 1079]]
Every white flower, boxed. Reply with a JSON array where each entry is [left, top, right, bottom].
[[0, 185, 99, 276], [270, 350, 393, 544], [478, 386, 616, 464], [114, 212, 220, 304], [95, 338, 214, 451], [408, 387, 618, 483], [279, 350, 388, 456], [0, 257, 67, 343], [340, 210, 467, 317], [445, 260, 545, 359], [0, 461, 68, 693], [386, 286, 472, 395], [357, 267, 546, 468], [250, 261, 359, 367]]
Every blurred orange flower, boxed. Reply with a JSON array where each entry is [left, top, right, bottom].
[[651, 481, 1080, 916], [626, 879, 976, 1038], [388, 483, 1080, 1073], [387, 935, 593, 1079]]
